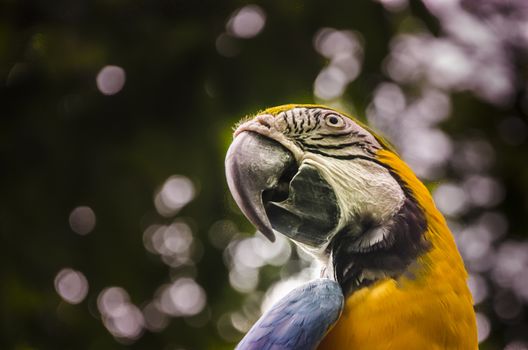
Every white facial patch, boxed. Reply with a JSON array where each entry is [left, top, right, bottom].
[[303, 153, 406, 247]]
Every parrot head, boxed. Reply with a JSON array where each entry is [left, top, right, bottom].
[[225, 104, 430, 294]]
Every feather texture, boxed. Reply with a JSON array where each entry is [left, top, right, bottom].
[[232, 105, 477, 349], [318, 150, 477, 350], [236, 279, 344, 350]]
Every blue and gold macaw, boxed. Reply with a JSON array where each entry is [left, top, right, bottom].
[[225, 104, 477, 349]]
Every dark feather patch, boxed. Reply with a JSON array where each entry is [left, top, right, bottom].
[[330, 184, 430, 296]]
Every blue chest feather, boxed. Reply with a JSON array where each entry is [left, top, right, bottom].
[[236, 279, 344, 350]]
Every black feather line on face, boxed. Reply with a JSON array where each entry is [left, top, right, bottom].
[[293, 112, 301, 133], [329, 174, 430, 297], [315, 132, 354, 139], [306, 123, 319, 133], [283, 114, 291, 133], [302, 148, 389, 168], [304, 141, 365, 150]]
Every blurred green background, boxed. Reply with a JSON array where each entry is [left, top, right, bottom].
[[2, 0, 528, 349]]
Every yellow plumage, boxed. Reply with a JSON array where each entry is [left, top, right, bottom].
[[319, 150, 477, 349], [237, 104, 477, 349]]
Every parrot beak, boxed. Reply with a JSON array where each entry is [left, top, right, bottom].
[[225, 131, 340, 246], [225, 132, 295, 242]]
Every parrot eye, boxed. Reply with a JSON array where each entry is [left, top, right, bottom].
[[325, 114, 345, 128]]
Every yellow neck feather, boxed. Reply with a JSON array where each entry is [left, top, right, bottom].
[[319, 150, 477, 350]]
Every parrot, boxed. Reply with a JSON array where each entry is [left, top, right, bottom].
[[224, 104, 478, 350]]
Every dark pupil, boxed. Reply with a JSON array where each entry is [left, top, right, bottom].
[[328, 116, 339, 125]]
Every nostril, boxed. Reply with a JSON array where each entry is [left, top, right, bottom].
[[255, 115, 272, 129], [258, 120, 271, 128]]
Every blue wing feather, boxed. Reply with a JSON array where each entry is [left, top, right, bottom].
[[236, 279, 344, 350]]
